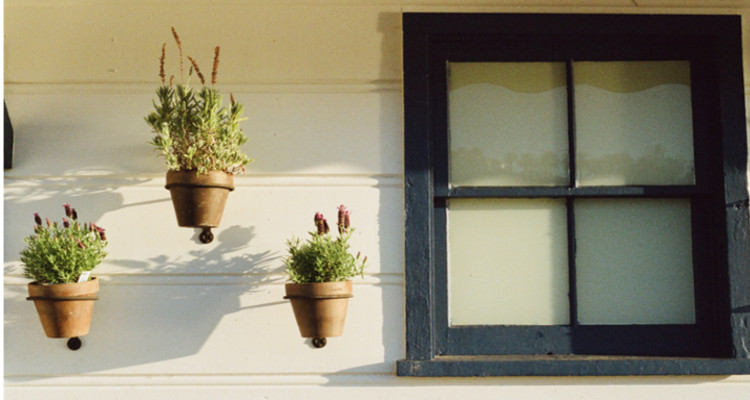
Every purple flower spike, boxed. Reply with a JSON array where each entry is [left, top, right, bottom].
[[76, 239, 85, 249], [71, 208, 78, 220], [99, 230, 107, 241], [45, 217, 52, 227], [34, 213, 42, 226], [315, 212, 329, 234], [62, 217, 70, 228], [337, 205, 352, 234], [63, 203, 72, 218]]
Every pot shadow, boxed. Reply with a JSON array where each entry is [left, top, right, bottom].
[[5, 203, 284, 379]]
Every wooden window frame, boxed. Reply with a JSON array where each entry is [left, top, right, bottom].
[[398, 13, 750, 377]]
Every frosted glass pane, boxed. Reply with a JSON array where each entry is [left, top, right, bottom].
[[575, 199, 695, 325], [575, 61, 695, 186], [448, 62, 569, 186], [448, 199, 569, 325]]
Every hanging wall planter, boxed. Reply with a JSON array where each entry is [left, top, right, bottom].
[[145, 27, 252, 244], [20, 204, 108, 350], [165, 170, 234, 228], [27, 278, 99, 339], [284, 281, 353, 348], [283, 205, 366, 348]]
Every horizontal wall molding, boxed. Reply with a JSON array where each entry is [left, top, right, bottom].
[[6, 0, 750, 8], [7, 76, 749, 96], [3, 81, 403, 95], [4, 373, 397, 387], [4, 174, 404, 189], [3, 273, 404, 287], [6, 76, 749, 97], [5, 371, 750, 388]]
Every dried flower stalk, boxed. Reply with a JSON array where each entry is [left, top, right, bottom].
[[159, 43, 166, 84], [212, 46, 220, 85], [171, 27, 184, 82], [187, 56, 205, 85]]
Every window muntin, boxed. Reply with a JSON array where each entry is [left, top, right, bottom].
[[446, 60, 698, 330]]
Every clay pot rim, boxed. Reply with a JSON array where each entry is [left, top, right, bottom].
[[165, 170, 235, 191], [28, 276, 99, 288], [27, 277, 99, 300], [284, 280, 353, 299], [284, 280, 353, 287]]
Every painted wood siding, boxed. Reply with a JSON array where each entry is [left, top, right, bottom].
[[4, 1, 750, 398]]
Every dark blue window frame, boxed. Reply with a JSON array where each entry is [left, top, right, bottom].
[[398, 13, 750, 377]]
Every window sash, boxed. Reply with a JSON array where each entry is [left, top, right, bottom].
[[434, 197, 720, 356], [402, 13, 750, 374]]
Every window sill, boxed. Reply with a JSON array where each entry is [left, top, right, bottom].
[[397, 355, 750, 377]]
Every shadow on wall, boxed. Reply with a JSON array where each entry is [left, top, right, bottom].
[[4, 182, 283, 379], [4, 178, 135, 272], [372, 10, 405, 374]]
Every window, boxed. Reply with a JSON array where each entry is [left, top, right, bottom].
[[398, 13, 750, 376]]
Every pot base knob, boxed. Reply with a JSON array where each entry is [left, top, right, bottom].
[[199, 227, 214, 244], [67, 337, 82, 351], [312, 337, 327, 348]]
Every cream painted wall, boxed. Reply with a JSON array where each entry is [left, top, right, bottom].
[[4, 1, 750, 399]]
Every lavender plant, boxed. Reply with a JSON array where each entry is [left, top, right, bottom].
[[20, 204, 108, 284], [285, 205, 367, 284], [145, 27, 252, 175]]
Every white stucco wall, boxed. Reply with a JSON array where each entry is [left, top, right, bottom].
[[4, 1, 750, 399]]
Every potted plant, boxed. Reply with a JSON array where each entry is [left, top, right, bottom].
[[21, 204, 107, 341], [283, 205, 366, 347], [145, 27, 251, 235]]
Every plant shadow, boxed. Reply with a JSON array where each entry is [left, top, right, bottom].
[[4, 181, 286, 379]]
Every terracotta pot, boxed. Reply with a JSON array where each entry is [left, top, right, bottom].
[[284, 281, 353, 338], [165, 170, 235, 228], [27, 278, 99, 338]]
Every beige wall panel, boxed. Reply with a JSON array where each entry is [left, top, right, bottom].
[[4, 3, 403, 84], [4, 90, 403, 176], [4, 278, 403, 376], [5, 181, 403, 276]]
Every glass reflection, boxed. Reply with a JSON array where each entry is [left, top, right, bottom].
[[448, 62, 569, 187], [575, 61, 695, 186]]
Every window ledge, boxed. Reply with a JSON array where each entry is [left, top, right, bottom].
[[397, 356, 750, 377]]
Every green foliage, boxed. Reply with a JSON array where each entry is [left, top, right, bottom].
[[285, 206, 366, 284], [20, 205, 108, 284], [145, 27, 251, 175], [145, 85, 251, 174]]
